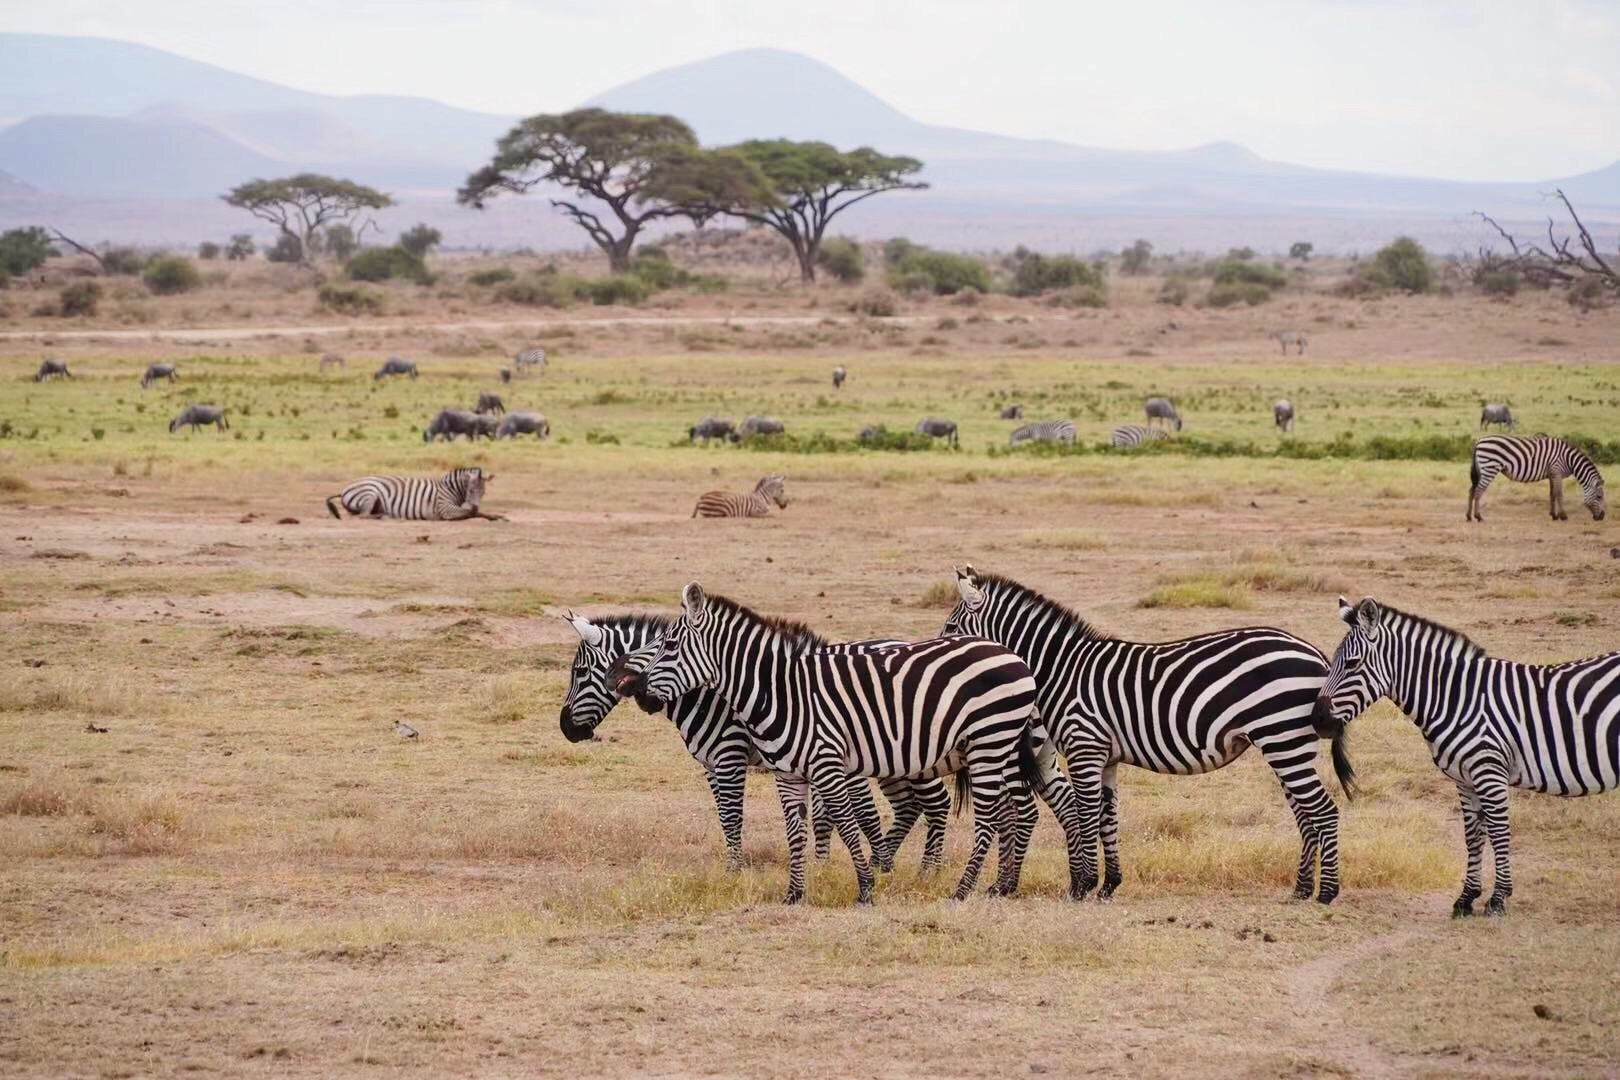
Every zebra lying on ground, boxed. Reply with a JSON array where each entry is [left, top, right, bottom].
[[1110, 424, 1170, 448], [1316, 596, 1619, 916], [693, 475, 787, 518], [688, 417, 736, 444], [422, 409, 495, 443], [1274, 399, 1295, 432], [914, 417, 959, 446], [946, 567, 1354, 903], [636, 583, 1091, 903], [1479, 403, 1514, 431], [169, 405, 228, 433], [559, 613, 953, 877], [474, 392, 505, 416], [832, 365, 846, 389], [35, 359, 70, 381], [319, 352, 345, 371], [1000, 404, 1024, 420], [514, 348, 547, 375], [1144, 396, 1183, 431], [326, 467, 504, 521], [141, 363, 178, 389], [1009, 419, 1076, 446], [1276, 330, 1308, 355], [496, 411, 549, 439], [738, 415, 785, 439], [374, 357, 418, 380], [1467, 434, 1605, 522]]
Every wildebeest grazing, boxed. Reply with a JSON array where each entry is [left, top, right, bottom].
[[688, 417, 736, 444], [499, 368, 512, 384], [374, 357, 418, 380], [422, 409, 494, 443], [693, 475, 788, 518], [1144, 396, 1183, 431], [168, 405, 228, 433], [1000, 404, 1025, 420], [141, 363, 178, 389], [496, 412, 550, 439], [474, 393, 505, 416], [35, 359, 71, 381], [738, 416, 785, 439], [1479, 403, 1515, 431], [914, 417, 959, 447], [1276, 330, 1308, 355], [319, 352, 345, 371], [1274, 399, 1295, 432], [326, 467, 504, 521], [832, 365, 847, 389]]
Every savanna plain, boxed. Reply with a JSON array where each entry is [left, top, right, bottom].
[[2, 262, 1618, 1078]]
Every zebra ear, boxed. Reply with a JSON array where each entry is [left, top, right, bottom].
[[1355, 598, 1381, 634], [1337, 596, 1356, 626], [566, 612, 604, 647], [955, 567, 984, 608], [682, 582, 707, 619]]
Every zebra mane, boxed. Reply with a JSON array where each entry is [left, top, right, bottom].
[[1378, 604, 1485, 660], [974, 572, 1105, 641], [593, 612, 674, 637], [705, 593, 827, 650]]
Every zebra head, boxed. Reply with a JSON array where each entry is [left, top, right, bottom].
[[641, 583, 721, 703], [449, 467, 487, 506], [761, 475, 788, 509], [1582, 478, 1606, 521], [1313, 596, 1390, 732], [942, 565, 989, 637], [557, 612, 629, 742]]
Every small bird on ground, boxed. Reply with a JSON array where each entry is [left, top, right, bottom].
[[392, 721, 419, 740]]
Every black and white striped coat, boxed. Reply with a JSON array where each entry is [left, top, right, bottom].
[[1316, 597, 1620, 915], [325, 467, 502, 521], [1467, 435, 1606, 522], [945, 568, 1353, 903], [1110, 424, 1170, 448], [693, 475, 786, 518], [514, 348, 547, 374], [1009, 419, 1076, 446], [638, 584, 1092, 904]]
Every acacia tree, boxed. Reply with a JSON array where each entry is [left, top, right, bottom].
[[1474, 189, 1618, 293], [703, 141, 927, 282], [222, 174, 392, 266], [459, 109, 742, 272]]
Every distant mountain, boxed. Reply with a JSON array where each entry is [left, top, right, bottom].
[[0, 115, 279, 198]]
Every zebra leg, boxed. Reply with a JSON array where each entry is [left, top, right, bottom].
[[877, 778, 922, 866], [812, 792, 834, 861], [1098, 762, 1122, 899], [1065, 748, 1106, 899], [1282, 789, 1321, 900], [917, 778, 951, 874], [1475, 769, 1514, 915], [1031, 746, 1090, 900], [1451, 780, 1485, 917], [1550, 476, 1568, 521], [774, 774, 810, 905], [1263, 743, 1341, 904], [952, 757, 1001, 902], [706, 749, 747, 872], [810, 765, 876, 904], [991, 776, 1039, 897], [849, 777, 895, 873]]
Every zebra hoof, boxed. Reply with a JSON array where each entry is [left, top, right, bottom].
[[1484, 895, 1508, 916], [783, 888, 804, 905], [1451, 899, 1474, 918], [1292, 884, 1314, 901], [1316, 886, 1339, 906], [1099, 876, 1121, 901]]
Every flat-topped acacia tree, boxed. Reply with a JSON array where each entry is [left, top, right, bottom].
[[222, 174, 393, 266]]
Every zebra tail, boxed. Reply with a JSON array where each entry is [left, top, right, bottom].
[[1469, 454, 1480, 492], [953, 766, 970, 819], [1330, 726, 1358, 801], [1016, 724, 1043, 793], [325, 495, 343, 520]]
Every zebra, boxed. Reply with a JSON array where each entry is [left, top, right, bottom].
[[914, 417, 959, 447], [1000, 404, 1025, 420], [325, 467, 504, 521], [693, 475, 787, 518], [514, 347, 547, 375], [374, 357, 418, 380], [1479, 403, 1515, 431], [832, 365, 847, 389], [422, 408, 492, 443], [559, 613, 954, 876], [636, 583, 1092, 904], [34, 359, 70, 381], [140, 363, 178, 389], [1315, 596, 1620, 916], [1276, 330, 1308, 355], [688, 417, 736, 445], [168, 405, 228, 433], [1467, 435, 1605, 522], [738, 415, 785, 439], [1009, 419, 1076, 447], [1144, 396, 1183, 431], [474, 392, 505, 416], [1274, 399, 1295, 432], [1110, 424, 1170, 448], [496, 411, 549, 439], [319, 352, 345, 371], [944, 567, 1355, 903]]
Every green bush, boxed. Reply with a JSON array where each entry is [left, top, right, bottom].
[[196, 241, 221, 260], [1010, 253, 1105, 297], [1206, 282, 1272, 307], [627, 249, 689, 290], [469, 267, 515, 287], [1289, 241, 1314, 261], [1120, 239, 1153, 275], [816, 237, 865, 283], [1567, 277, 1610, 311], [495, 272, 582, 308], [1478, 270, 1520, 298], [1045, 284, 1108, 309], [142, 256, 202, 295], [1212, 259, 1287, 289], [851, 288, 899, 317], [347, 245, 430, 284], [0, 227, 54, 277], [1157, 277, 1190, 306], [101, 248, 146, 275], [58, 281, 100, 317], [397, 224, 442, 258], [883, 238, 920, 266], [1367, 236, 1432, 293], [585, 275, 650, 306], [323, 225, 357, 261], [317, 283, 384, 315], [265, 234, 303, 263], [888, 250, 990, 295], [226, 234, 255, 261]]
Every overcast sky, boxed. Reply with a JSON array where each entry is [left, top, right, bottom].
[[8, 0, 1618, 180]]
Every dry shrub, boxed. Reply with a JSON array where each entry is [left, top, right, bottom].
[[916, 581, 958, 608], [1139, 575, 1252, 610], [0, 671, 152, 717], [1, 777, 78, 817], [83, 789, 190, 854], [0, 472, 30, 493], [480, 673, 539, 724], [1021, 528, 1107, 551]]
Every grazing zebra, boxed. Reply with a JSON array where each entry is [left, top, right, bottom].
[[636, 584, 1091, 903], [1315, 596, 1620, 915], [374, 357, 417, 380], [1274, 399, 1295, 432], [422, 409, 492, 443], [496, 411, 549, 439], [687, 417, 736, 444], [474, 392, 505, 416], [1110, 424, 1170, 448], [325, 467, 503, 521], [140, 363, 178, 389], [514, 347, 547, 375], [945, 567, 1354, 903], [738, 415, 785, 439], [1009, 419, 1076, 447], [1467, 435, 1606, 522], [1144, 396, 1183, 431], [1000, 404, 1025, 420], [168, 404, 228, 433], [1276, 330, 1308, 355], [559, 613, 953, 876], [914, 417, 959, 446], [693, 475, 787, 518], [34, 358, 70, 381], [319, 352, 345, 371], [832, 365, 847, 389], [1479, 403, 1515, 431]]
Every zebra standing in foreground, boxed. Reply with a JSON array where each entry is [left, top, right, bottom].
[[1110, 424, 1170, 448], [637, 584, 1092, 903], [1144, 396, 1183, 431], [169, 405, 228, 433], [514, 348, 547, 375], [374, 357, 418, 380], [1009, 419, 1076, 446], [141, 363, 178, 389], [914, 417, 959, 446], [1274, 399, 1295, 432], [1467, 435, 1606, 522], [35, 359, 70, 381], [832, 365, 846, 389], [945, 567, 1354, 903], [1479, 403, 1515, 431], [1276, 330, 1308, 355], [1315, 597, 1620, 915], [693, 475, 786, 518], [326, 467, 504, 521]]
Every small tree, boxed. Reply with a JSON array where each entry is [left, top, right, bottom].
[[1120, 239, 1153, 276], [323, 225, 357, 262], [397, 224, 442, 258], [0, 227, 55, 277], [1368, 236, 1432, 293], [223, 174, 393, 267], [143, 256, 202, 295], [1289, 241, 1314, 261], [266, 234, 303, 264], [816, 237, 865, 283], [197, 241, 222, 261], [226, 234, 255, 261], [59, 281, 100, 316]]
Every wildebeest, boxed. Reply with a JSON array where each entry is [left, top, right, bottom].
[[739, 415, 785, 439], [1144, 396, 1183, 431], [422, 409, 492, 443], [499, 368, 512, 384], [375, 357, 418, 380], [1276, 330, 1308, 355], [319, 352, 345, 371], [35, 359, 71, 382], [169, 405, 228, 433], [688, 417, 736, 444], [1000, 403, 1025, 420], [1479, 403, 1515, 431], [475, 393, 506, 416], [497, 412, 550, 439], [858, 425, 884, 443], [1274, 399, 1295, 432], [141, 363, 178, 389], [832, 365, 847, 389], [915, 417, 959, 447]]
